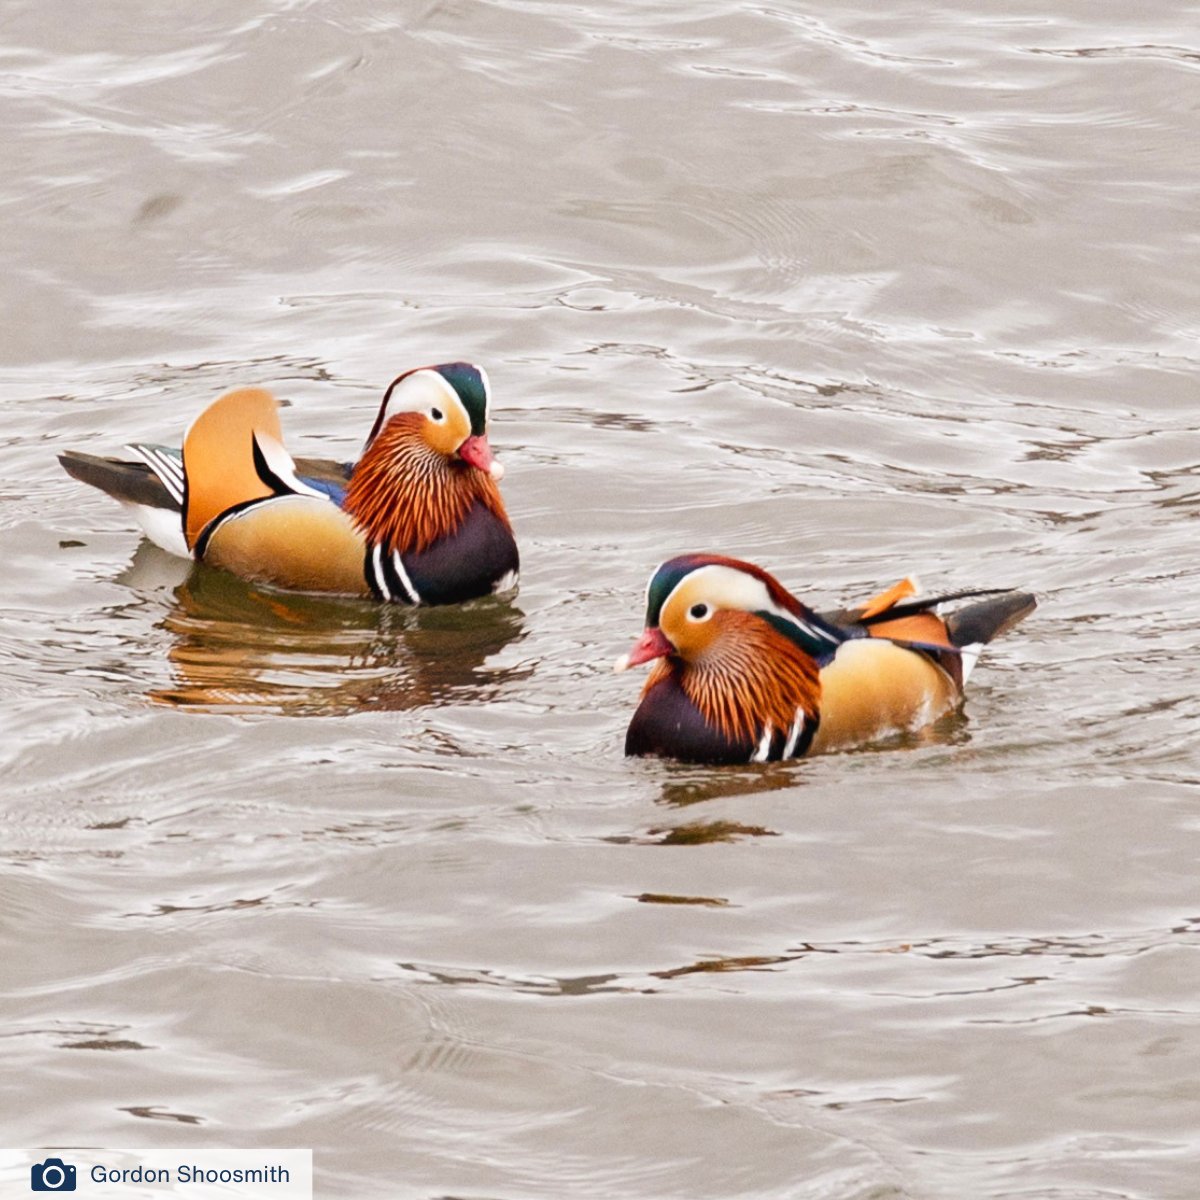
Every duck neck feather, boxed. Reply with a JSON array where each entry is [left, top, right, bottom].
[[646, 612, 822, 746], [343, 415, 510, 555]]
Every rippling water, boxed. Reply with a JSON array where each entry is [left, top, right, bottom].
[[3, 2, 1199, 1197]]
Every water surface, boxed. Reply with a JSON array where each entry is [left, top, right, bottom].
[[2, 2, 1199, 1197]]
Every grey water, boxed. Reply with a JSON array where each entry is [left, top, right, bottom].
[[2, 1, 1199, 1196]]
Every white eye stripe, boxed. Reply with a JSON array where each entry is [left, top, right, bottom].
[[476, 365, 492, 420], [381, 370, 465, 425], [656, 562, 842, 652], [659, 564, 777, 624]]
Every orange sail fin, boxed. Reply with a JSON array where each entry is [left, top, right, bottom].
[[858, 575, 919, 620], [182, 388, 283, 550]]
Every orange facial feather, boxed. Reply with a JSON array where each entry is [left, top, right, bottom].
[[342, 414, 511, 555], [645, 611, 821, 746]]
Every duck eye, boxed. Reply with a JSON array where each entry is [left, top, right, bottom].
[[689, 603, 709, 620], [430, 407, 444, 422]]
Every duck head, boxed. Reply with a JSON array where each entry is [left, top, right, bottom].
[[616, 553, 842, 672], [364, 362, 504, 481], [346, 362, 512, 557], [616, 554, 841, 761]]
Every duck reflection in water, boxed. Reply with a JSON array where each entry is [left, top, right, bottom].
[[632, 711, 968, 848], [648, 706, 969, 811], [119, 544, 527, 714]]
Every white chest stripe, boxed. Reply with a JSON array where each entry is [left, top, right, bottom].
[[751, 725, 774, 763], [369, 544, 422, 605], [391, 550, 421, 605], [783, 710, 806, 759], [371, 544, 391, 601]]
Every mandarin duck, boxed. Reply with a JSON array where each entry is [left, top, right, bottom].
[[616, 554, 1035, 763], [58, 363, 518, 604]]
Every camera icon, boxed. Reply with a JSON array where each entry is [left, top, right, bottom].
[[30, 1158, 77, 1191]]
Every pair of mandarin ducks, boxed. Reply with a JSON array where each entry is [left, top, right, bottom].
[[59, 363, 1035, 764]]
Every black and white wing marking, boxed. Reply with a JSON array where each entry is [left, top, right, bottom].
[[129, 443, 185, 506]]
